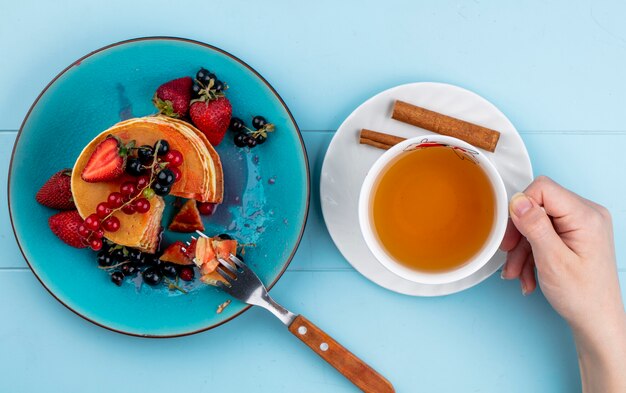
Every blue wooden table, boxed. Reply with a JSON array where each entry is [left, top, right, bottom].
[[2, 1, 626, 391]]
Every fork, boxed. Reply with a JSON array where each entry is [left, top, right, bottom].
[[189, 231, 394, 393]]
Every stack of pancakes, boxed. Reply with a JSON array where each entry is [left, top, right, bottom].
[[71, 116, 223, 253]]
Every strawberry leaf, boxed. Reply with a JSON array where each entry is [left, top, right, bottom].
[[153, 94, 180, 118]]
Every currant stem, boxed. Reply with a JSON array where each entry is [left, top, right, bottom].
[[101, 140, 164, 224]]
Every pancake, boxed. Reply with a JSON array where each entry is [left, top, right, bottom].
[[71, 116, 223, 253]]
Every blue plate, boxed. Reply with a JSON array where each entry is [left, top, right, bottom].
[[8, 37, 309, 337]]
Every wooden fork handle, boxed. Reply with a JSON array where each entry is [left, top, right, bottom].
[[288, 315, 395, 393]]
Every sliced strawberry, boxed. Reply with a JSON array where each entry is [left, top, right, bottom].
[[81, 137, 127, 183], [169, 199, 205, 233], [36, 169, 75, 210], [160, 241, 193, 265], [153, 77, 193, 118], [48, 210, 87, 248]]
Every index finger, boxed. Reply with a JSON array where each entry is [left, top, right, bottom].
[[523, 176, 592, 220]]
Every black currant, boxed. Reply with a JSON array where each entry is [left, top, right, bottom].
[[255, 134, 267, 145], [191, 83, 202, 97], [153, 182, 171, 196], [196, 68, 209, 82], [160, 262, 178, 279], [217, 233, 233, 240], [154, 139, 169, 156], [111, 248, 126, 263], [252, 116, 267, 130], [144, 254, 162, 268], [234, 132, 247, 147], [126, 158, 145, 177], [213, 80, 224, 92], [246, 136, 257, 148], [121, 263, 138, 277], [97, 251, 114, 267], [137, 145, 154, 164], [128, 248, 144, 264], [156, 168, 175, 187], [142, 267, 163, 286], [229, 117, 245, 132], [111, 271, 124, 286]]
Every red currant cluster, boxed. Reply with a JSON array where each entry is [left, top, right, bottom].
[[77, 139, 185, 251]]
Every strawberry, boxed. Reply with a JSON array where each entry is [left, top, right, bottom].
[[48, 210, 87, 248], [190, 98, 232, 146], [189, 77, 232, 146], [81, 136, 130, 183], [36, 169, 75, 210], [153, 77, 193, 118]]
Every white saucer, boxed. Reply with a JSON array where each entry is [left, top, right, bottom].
[[320, 82, 533, 296]]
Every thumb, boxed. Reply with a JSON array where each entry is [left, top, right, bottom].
[[509, 192, 567, 262]]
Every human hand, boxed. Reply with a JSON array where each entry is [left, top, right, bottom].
[[499, 176, 623, 335], [499, 176, 626, 392]]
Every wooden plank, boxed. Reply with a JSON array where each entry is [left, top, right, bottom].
[[3, 1, 626, 132], [5, 268, 618, 392]]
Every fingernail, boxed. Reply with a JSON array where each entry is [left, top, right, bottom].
[[500, 266, 507, 280], [510, 193, 532, 217], [521, 282, 528, 296]]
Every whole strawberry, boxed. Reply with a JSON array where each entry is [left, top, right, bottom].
[[36, 169, 75, 210], [153, 77, 193, 118], [48, 210, 87, 248], [189, 75, 232, 146], [190, 98, 232, 145]]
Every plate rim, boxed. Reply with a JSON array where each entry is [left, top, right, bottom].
[[7, 36, 310, 338]]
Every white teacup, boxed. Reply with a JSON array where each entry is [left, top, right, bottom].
[[358, 135, 508, 285]]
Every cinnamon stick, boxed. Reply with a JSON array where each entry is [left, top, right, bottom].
[[391, 100, 500, 152], [359, 129, 406, 150]]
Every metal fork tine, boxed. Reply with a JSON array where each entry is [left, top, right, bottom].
[[196, 230, 209, 238], [215, 280, 229, 291], [229, 253, 245, 268], [217, 257, 238, 274], [216, 266, 235, 284]]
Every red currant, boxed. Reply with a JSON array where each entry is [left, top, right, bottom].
[[93, 228, 105, 239], [133, 198, 151, 213], [197, 202, 217, 215], [102, 216, 121, 232], [107, 192, 124, 208], [179, 267, 195, 281], [170, 167, 182, 182], [164, 150, 183, 167], [121, 203, 136, 215], [136, 175, 150, 190], [77, 224, 90, 238], [96, 202, 112, 219], [120, 181, 137, 196], [84, 214, 101, 231], [90, 238, 103, 251]]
